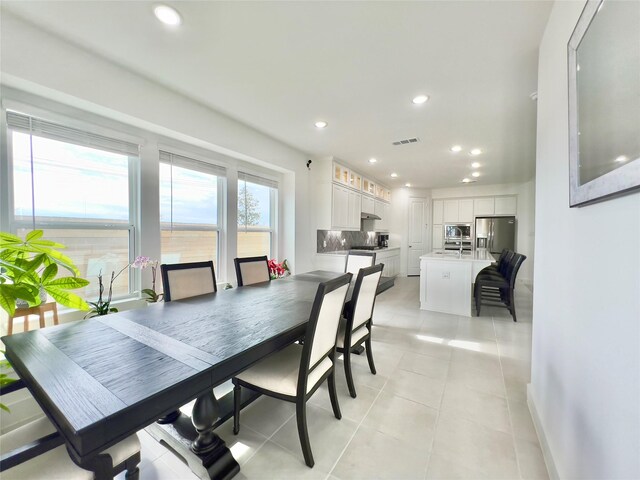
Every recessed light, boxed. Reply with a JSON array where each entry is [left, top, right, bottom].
[[450, 145, 462, 153], [615, 155, 628, 163], [472, 172, 480, 178], [314, 121, 328, 129], [405, 183, 411, 187], [462, 178, 471, 183], [471, 162, 480, 168], [470, 148, 482, 156], [390, 173, 398, 178], [154, 4, 182, 26], [369, 158, 377, 164], [412, 95, 429, 105]]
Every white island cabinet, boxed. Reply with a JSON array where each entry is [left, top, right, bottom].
[[419, 250, 495, 317]]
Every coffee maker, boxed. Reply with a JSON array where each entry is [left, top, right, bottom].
[[377, 234, 389, 248]]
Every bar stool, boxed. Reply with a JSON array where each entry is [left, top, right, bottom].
[[7, 303, 59, 335]]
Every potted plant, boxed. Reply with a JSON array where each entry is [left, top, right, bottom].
[[0, 230, 90, 316]]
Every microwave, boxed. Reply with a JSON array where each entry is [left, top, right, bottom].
[[444, 224, 472, 240]]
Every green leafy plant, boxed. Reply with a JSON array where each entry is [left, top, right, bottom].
[[0, 230, 90, 316], [1, 351, 16, 412]]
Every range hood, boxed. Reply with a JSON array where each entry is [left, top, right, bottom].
[[361, 212, 381, 220]]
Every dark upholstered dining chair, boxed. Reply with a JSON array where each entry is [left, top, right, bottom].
[[337, 263, 384, 398], [160, 260, 217, 301], [232, 273, 352, 468], [345, 251, 376, 276], [0, 381, 141, 479], [234, 256, 271, 286], [475, 253, 526, 321]]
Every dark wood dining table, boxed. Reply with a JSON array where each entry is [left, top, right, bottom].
[[2, 270, 370, 480]]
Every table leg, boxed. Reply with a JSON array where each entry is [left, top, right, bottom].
[[38, 308, 45, 329], [190, 390, 240, 479], [191, 390, 222, 454]]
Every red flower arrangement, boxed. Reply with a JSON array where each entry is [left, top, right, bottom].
[[268, 259, 290, 279]]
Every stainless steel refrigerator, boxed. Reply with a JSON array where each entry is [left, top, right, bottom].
[[475, 216, 516, 253]]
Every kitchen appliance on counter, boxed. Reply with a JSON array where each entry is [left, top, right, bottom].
[[475, 216, 516, 253], [444, 224, 472, 251], [378, 234, 389, 248]]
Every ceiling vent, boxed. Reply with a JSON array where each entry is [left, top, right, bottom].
[[392, 137, 420, 146]]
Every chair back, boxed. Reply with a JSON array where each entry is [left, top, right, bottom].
[[349, 263, 384, 331], [297, 273, 352, 395], [345, 251, 376, 275], [161, 261, 217, 301], [499, 250, 515, 277], [505, 253, 527, 288], [234, 256, 270, 286]]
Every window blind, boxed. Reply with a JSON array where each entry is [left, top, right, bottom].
[[159, 150, 227, 177], [238, 171, 278, 189], [6, 111, 139, 157]]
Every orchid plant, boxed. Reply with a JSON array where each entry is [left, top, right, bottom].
[[132, 256, 163, 303], [84, 264, 130, 318], [84, 255, 163, 318]]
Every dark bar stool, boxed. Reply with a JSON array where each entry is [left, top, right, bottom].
[[475, 253, 526, 321]]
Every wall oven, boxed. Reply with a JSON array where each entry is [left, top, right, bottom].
[[444, 224, 472, 251]]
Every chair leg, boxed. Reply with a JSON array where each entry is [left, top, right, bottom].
[[365, 336, 376, 375], [124, 453, 141, 480], [343, 348, 357, 398], [296, 401, 314, 468], [509, 288, 518, 322], [327, 370, 342, 420], [233, 383, 241, 435]]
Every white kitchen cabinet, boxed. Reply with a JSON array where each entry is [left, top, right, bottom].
[[458, 199, 474, 222], [374, 199, 390, 231], [443, 200, 459, 223], [432, 224, 443, 249], [332, 184, 349, 228], [376, 249, 400, 277], [433, 200, 444, 224], [348, 189, 361, 229], [333, 163, 350, 186], [361, 195, 375, 215], [474, 197, 495, 216], [495, 196, 517, 215]]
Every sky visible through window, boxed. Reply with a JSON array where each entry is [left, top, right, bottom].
[[13, 132, 130, 222], [238, 180, 271, 228], [160, 163, 218, 226]]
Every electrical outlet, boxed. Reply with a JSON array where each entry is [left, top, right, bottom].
[[442, 271, 450, 279]]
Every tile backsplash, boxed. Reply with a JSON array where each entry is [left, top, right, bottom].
[[317, 230, 379, 253]]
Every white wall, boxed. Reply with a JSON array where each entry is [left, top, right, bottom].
[[431, 181, 536, 285], [0, 12, 315, 276], [531, 2, 640, 478]]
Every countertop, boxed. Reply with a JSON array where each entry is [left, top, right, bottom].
[[420, 249, 496, 262], [317, 246, 401, 256]]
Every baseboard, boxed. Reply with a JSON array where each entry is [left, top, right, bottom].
[[527, 384, 560, 480]]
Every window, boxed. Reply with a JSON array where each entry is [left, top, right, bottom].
[[159, 151, 225, 268], [7, 111, 138, 300], [237, 172, 277, 258]]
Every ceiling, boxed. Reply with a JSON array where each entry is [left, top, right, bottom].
[[1, 1, 552, 189]]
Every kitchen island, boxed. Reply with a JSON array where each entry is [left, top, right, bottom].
[[420, 249, 495, 316]]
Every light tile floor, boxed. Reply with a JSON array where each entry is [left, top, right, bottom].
[[128, 277, 548, 480]]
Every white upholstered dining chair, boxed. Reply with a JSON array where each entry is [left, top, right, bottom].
[[160, 260, 217, 301], [234, 256, 271, 286], [337, 263, 383, 398], [0, 382, 141, 480], [345, 250, 376, 276], [232, 273, 352, 468]]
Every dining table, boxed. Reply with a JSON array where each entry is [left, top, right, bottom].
[[2, 270, 389, 480]]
